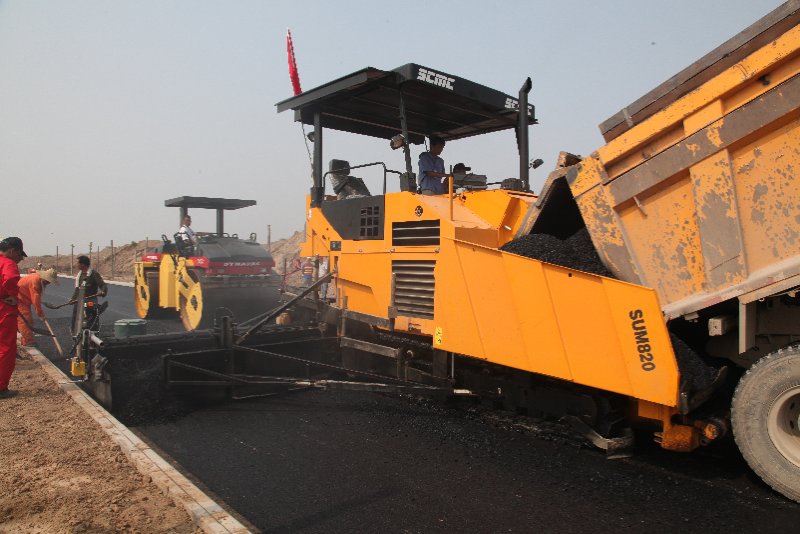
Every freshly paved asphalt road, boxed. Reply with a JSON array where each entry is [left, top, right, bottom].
[[31, 277, 800, 533]]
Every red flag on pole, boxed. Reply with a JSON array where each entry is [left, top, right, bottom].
[[287, 28, 302, 96]]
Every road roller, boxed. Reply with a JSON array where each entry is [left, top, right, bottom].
[[133, 196, 281, 330]]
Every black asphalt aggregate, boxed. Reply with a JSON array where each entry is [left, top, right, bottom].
[[499, 229, 613, 277], [30, 277, 800, 533]]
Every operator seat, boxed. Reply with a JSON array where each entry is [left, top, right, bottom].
[[329, 159, 370, 200], [173, 233, 194, 257]]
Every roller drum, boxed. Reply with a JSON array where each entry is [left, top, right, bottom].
[[179, 270, 281, 331], [134, 270, 160, 319]]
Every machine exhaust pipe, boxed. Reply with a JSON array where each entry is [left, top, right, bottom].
[[518, 77, 533, 192]]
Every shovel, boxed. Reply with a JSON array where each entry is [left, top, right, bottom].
[[42, 317, 63, 357], [17, 313, 54, 337], [44, 294, 100, 310]]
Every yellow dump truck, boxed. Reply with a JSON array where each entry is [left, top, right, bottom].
[[530, 1, 800, 501]]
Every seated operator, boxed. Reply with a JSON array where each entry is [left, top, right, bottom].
[[452, 162, 470, 188], [177, 215, 213, 255], [418, 136, 449, 195], [179, 215, 199, 246], [178, 215, 212, 244], [329, 159, 370, 199]]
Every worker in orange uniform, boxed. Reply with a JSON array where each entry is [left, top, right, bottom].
[[17, 267, 58, 347], [0, 237, 26, 399]]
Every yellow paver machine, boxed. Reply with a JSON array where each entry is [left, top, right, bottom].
[[87, 2, 800, 503]]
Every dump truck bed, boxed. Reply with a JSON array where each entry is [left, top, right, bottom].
[[600, 1, 800, 142], [561, 4, 800, 320]]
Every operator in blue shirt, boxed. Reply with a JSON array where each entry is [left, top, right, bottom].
[[418, 136, 448, 195]]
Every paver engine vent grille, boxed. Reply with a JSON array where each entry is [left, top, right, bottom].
[[392, 260, 435, 319], [360, 205, 381, 238], [392, 220, 440, 246]]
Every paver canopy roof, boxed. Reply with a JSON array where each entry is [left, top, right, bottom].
[[276, 64, 533, 145]]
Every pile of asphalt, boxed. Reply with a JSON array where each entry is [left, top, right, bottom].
[[671, 334, 720, 393], [500, 228, 614, 277]]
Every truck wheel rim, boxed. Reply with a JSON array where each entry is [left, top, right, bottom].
[[768, 384, 800, 468]]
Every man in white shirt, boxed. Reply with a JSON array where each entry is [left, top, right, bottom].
[[318, 256, 330, 299], [179, 215, 198, 246]]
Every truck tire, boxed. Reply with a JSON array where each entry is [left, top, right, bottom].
[[732, 345, 800, 503]]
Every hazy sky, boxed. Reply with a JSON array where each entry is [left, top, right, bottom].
[[0, 0, 785, 255]]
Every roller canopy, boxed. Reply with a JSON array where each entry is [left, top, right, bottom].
[[276, 63, 535, 144], [165, 197, 256, 210], [166, 196, 257, 235]]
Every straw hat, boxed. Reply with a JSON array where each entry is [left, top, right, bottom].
[[38, 268, 58, 285]]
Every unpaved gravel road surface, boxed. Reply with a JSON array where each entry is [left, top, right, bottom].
[[0, 357, 200, 534]]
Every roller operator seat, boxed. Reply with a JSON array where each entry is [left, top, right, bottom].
[[172, 233, 195, 257], [329, 159, 370, 200]]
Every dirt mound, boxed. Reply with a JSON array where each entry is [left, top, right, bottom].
[[268, 230, 307, 286], [19, 232, 307, 284], [19, 240, 155, 283]]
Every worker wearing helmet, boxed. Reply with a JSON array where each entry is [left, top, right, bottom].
[[0, 237, 26, 398], [17, 268, 58, 346], [301, 258, 315, 286]]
